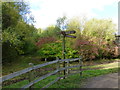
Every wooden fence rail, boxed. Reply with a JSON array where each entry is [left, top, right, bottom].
[[1, 57, 82, 89], [1, 59, 59, 82]]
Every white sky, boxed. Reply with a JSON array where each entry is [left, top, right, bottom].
[[27, 0, 119, 29]]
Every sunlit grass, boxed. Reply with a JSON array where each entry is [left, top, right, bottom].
[[3, 67, 118, 88], [83, 61, 119, 70]]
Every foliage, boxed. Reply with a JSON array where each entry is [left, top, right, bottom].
[[2, 21, 37, 55], [36, 37, 57, 48], [36, 41, 79, 59], [67, 17, 81, 35], [22, 40, 37, 55], [74, 35, 99, 61], [56, 16, 67, 30], [2, 2, 34, 30], [2, 42, 18, 64], [2, 2, 117, 64], [39, 25, 61, 39], [36, 42, 62, 58], [2, 2, 21, 30], [82, 18, 116, 42], [67, 18, 117, 60], [2, 2, 37, 63], [74, 34, 116, 61], [2, 2, 36, 46]]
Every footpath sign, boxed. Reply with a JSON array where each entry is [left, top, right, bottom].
[[65, 31, 76, 34], [60, 30, 76, 38], [65, 35, 76, 38], [60, 30, 76, 78]]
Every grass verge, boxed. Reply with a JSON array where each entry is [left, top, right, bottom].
[[3, 67, 119, 88]]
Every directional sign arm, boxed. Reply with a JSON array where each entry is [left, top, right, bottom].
[[65, 31, 76, 34], [60, 30, 76, 38], [60, 30, 76, 35], [65, 35, 76, 38]]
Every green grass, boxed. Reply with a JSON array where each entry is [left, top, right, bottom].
[[2, 57, 119, 88], [3, 67, 119, 88], [82, 61, 119, 70], [3, 56, 48, 75], [50, 68, 118, 88], [3, 80, 29, 88], [83, 58, 119, 65]]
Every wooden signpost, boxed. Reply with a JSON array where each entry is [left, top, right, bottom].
[[60, 30, 76, 78], [64, 31, 76, 35], [65, 35, 76, 38], [60, 31, 76, 35]]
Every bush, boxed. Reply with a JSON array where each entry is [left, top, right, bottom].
[[2, 42, 18, 64], [22, 41, 37, 55], [73, 35, 116, 61]]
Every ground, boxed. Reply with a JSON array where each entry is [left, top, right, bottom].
[[82, 59, 120, 88], [82, 73, 119, 88]]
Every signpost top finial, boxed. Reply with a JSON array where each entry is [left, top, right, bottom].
[[60, 30, 76, 38]]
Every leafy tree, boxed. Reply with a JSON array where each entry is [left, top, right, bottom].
[[37, 28, 43, 34], [2, 2, 21, 30], [2, 2, 37, 63], [82, 18, 116, 44], [56, 16, 67, 30], [66, 16, 87, 36], [82, 18, 116, 59], [39, 25, 61, 39], [67, 17, 81, 35], [2, 21, 37, 54], [2, 2, 36, 48]]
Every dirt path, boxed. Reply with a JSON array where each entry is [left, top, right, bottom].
[[83, 73, 119, 88]]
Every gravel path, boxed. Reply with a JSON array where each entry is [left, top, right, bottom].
[[83, 73, 119, 88]]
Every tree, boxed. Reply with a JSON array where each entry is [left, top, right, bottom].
[[56, 16, 67, 30], [73, 18, 117, 60], [39, 25, 61, 39], [82, 18, 116, 44], [2, 2, 21, 30], [2, 2, 37, 63], [67, 17, 81, 35]]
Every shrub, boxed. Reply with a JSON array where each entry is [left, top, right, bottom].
[[73, 35, 116, 61], [36, 37, 56, 48]]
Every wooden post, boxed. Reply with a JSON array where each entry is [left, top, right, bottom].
[[56, 57, 60, 77], [79, 56, 82, 76], [56, 57, 60, 88], [29, 63, 34, 89], [66, 60, 69, 75], [45, 58, 47, 62], [62, 35, 66, 79]]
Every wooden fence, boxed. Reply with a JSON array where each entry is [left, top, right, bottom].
[[1, 57, 82, 89]]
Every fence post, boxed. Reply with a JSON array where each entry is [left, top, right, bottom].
[[66, 60, 69, 75], [56, 57, 60, 77], [29, 63, 34, 89], [79, 56, 82, 76], [56, 57, 60, 87], [45, 58, 47, 62]]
